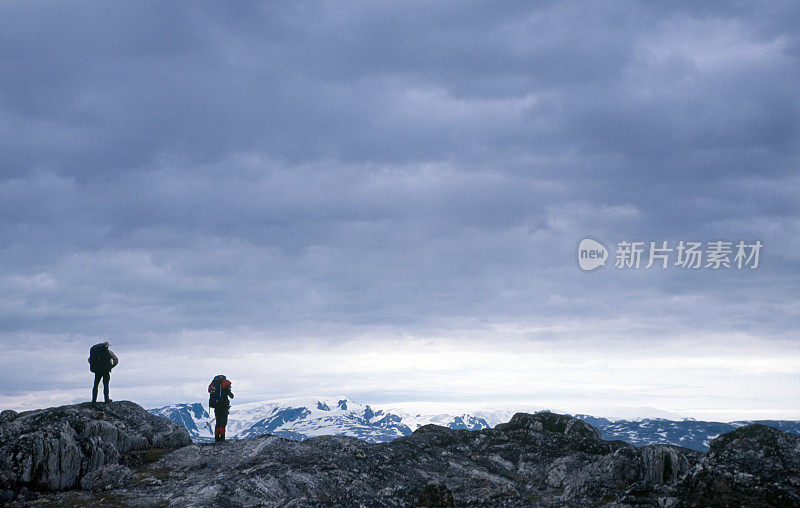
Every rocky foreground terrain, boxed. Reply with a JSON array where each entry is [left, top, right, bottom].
[[1, 401, 799, 506]]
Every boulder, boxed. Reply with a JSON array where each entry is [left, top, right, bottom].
[[496, 411, 602, 441], [0, 400, 190, 496], [80, 464, 134, 491], [640, 444, 695, 485], [676, 424, 800, 506]]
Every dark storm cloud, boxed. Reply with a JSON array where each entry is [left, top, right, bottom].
[[0, 0, 798, 373]]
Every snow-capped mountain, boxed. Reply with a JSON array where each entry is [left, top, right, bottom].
[[149, 397, 800, 451], [579, 415, 800, 451], [149, 396, 414, 443], [375, 402, 534, 428]]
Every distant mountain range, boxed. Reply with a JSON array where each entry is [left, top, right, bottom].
[[149, 396, 800, 452]]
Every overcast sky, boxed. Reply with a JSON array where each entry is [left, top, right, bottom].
[[1, 1, 798, 420]]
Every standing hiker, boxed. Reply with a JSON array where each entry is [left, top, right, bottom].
[[208, 374, 234, 442], [88, 341, 119, 403]]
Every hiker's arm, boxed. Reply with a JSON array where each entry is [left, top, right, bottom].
[[108, 350, 119, 368], [227, 388, 234, 399]]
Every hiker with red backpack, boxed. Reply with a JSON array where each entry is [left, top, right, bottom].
[[208, 374, 234, 442], [88, 341, 119, 403]]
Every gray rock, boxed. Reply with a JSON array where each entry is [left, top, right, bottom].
[[0, 410, 17, 424], [42, 412, 698, 506], [497, 411, 602, 441], [417, 481, 455, 507], [6, 408, 799, 507], [675, 424, 800, 506], [80, 463, 134, 491], [640, 445, 695, 485], [0, 400, 190, 494]]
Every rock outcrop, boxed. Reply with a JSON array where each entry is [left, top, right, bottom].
[[0, 401, 191, 503], [3, 406, 798, 506], [675, 424, 800, 506]]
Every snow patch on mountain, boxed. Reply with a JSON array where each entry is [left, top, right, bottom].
[[374, 401, 549, 430]]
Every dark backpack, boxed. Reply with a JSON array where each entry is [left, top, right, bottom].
[[89, 343, 111, 373], [208, 375, 226, 408]]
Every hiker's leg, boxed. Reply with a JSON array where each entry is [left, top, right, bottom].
[[214, 407, 224, 442], [92, 373, 102, 402], [218, 409, 229, 441], [102, 372, 111, 402]]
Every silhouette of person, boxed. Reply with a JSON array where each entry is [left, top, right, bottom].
[[208, 375, 234, 442], [89, 341, 119, 403]]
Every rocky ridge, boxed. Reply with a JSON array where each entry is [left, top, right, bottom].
[[2, 402, 799, 506], [0, 401, 191, 503]]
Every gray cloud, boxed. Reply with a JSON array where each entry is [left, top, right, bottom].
[[1, 1, 798, 411]]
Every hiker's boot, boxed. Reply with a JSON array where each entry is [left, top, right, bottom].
[[220, 428, 226, 442], [104, 399, 113, 403]]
